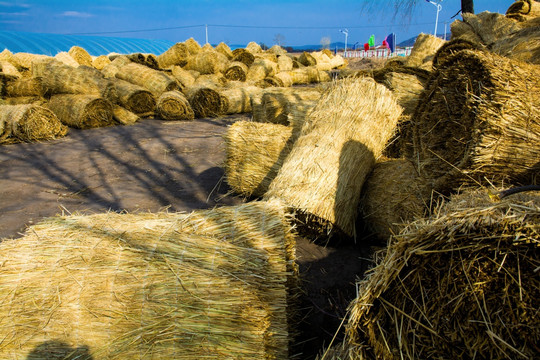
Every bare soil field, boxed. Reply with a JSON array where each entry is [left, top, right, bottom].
[[0, 112, 376, 359]]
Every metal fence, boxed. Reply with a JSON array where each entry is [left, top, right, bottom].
[[339, 47, 413, 58]]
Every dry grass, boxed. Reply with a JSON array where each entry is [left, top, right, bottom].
[[219, 83, 262, 114], [3, 76, 44, 97]]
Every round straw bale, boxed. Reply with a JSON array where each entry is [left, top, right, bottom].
[[0, 104, 68, 143], [142, 53, 159, 69], [193, 73, 227, 88], [1, 96, 44, 106], [185, 48, 229, 75], [277, 54, 294, 72], [224, 61, 249, 81], [404, 33, 445, 70], [255, 52, 278, 63], [0, 200, 296, 360], [289, 67, 318, 85], [232, 49, 255, 67], [219, 84, 262, 114], [346, 190, 540, 360], [90, 55, 111, 70], [215, 42, 234, 59], [156, 90, 194, 120], [47, 94, 114, 129], [3, 76, 44, 97], [358, 158, 432, 241], [318, 70, 331, 82], [224, 121, 296, 197], [432, 38, 484, 70], [170, 65, 196, 88], [157, 42, 190, 68], [0, 48, 13, 62], [68, 46, 92, 66], [246, 58, 278, 82], [112, 78, 156, 116], [11, 52, 50, 72], [186, 84, 228, 118], [412, 50, 540, 192], [184, 37, 202, 55], [54, 51, 80, 67], [115, 62, 179, 96], [246, 41, 263, 54], [491, 25, 540, 64], [267, 45, 288, 56], [112, 105, 140, 125], [0, 60, 21, 77], [506, 0, 540, 21], [274, 71, 293, 87], [264, 78, 403, 236], [298, 51, 317, 67]]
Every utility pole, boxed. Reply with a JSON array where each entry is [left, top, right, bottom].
[[339, 29, 349, 57], [425, 0, 443, 37], [205, 24, 208, 44]]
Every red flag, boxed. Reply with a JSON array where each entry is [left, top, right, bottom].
[[364, 43, 370, 51]]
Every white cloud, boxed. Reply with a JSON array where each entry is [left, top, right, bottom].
[[0, 12, 28, 16], [0, 2, 30, 8], [60, 11, 93, 18]]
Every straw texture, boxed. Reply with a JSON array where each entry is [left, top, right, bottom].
[[264, 78, 403, 236], [186, 83, 228, 118], [0, 104, 68, 143], [184, 37, 202, 55], [0, 200, 297, 359], [3, 76, 44, 97], [115, 62, 179, 96], [54, 51, 80, 67], [112, 78, 156, 116], [224, 61, 249, 81], [68, 46, 92, 66], [405, 33, 445, 70], [219, 83, 262, 114], [156, 90, 195, 120], [185, 48, 228, 75], [112, 105, 140, 125], [47, 94, 114, 129], [92, 55, 111, 70], [157, 42, 190, 68]]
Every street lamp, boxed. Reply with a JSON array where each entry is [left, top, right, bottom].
[[339, 29, 348, 57], [425, 0, 443, 37]]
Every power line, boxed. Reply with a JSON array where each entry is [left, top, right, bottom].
[[66, 24, 203, 36]]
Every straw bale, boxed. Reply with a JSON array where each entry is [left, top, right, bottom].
[[170, 65, 197, 88], [321, 49, 334, 58], [346, 190, 540, 360], [142, 53, 159, 69], [185, 48, 229, 75], [252, 87, 322, 126], [462, 11, 523, 46], [156, 90, 194, 120], [11, 52, 50, 72], [157, 42, 190, 68], [358, 158, 432, 241], [318, 70, 331, 82], [298, 51, 317, 67], [412, 50, 540, 192], [0, 48, 13, 62], [184, 37, 202, 55], [47, 94, 114, 129], [112, 105, 140, 125], [246, 41, 263, 54], [277, 54, 294, 72], [224, 121, 296, 198], [432, 38, 484, 70], [491, 25, 540, 64], [256, 76, 284, 88], [112, 78, 156, 116], [89, 54, 111, 70], [264, 78, 403, 236], [115, 62, 179, 96], [232, 49, 256, 67], [506, 0, 540, 22], [0, 200, 296, 359], [450, 18, 484, 44], [0, 104, 68, 143], [255, 52, 279, 63], [267, 45, 288, 56], [54, 51, 80, 67], [193, 73, 227, 88], [312, 51, 345, 71], [382, 71, 425, 115], [224, 61, 249, 81], [274, 71, 293, 87], [0, 60, 21, 77], [0, 96, 44, 106], [215, 42, 234, 59], [186, 84, 228, 118], [404, 33, 445, 70], [290, 67, 320, 85], [3, 76, 44, 97], [219, 84, 262, 114], [68, 46, 92, 66], [246, 58, 278, 82], [108, 55, 132, 67]]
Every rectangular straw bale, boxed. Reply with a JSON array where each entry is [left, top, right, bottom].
[[0, 200, 296, 360], [264, 78, 403, 237], [115, 62, 179, 96]]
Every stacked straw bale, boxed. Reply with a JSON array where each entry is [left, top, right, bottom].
[[0, 60, 21, 77], [185, 48, 229, 75], [171, 65, 197, 88], [184, 37, 202, 55], [277, 55, 294, 72], [68, 46, 92, 66], [186, 83, 228, 118], [47, 94, 114, 129], [274, 71, 294, 87], [246, 58, 278, 82], [157, 42, 190, 68], [0, 200, 297, 360], [3, 76, 44, 98], [224, 61, 249, 81], [264, 78, 403, 236], [115, 62, 179, 96], [92, 55, 111, 70], [54, 51, 80, 67], [112, 78, 156, 116], [215, 42, 234, 60], [0, 104, 68, 143], [219, 83, 262, 114], [232, 48, 256, 67], [404, 33, 446, 70], [298, 52, 317, 67], [156, 90, 194, 120], [246, 41, 263, 54], [224, 121, 296, 198], [432, 38, 485, 70], [268, 45, 288, 56], [412, 49, 540, 192], [112, 105, 139, 125], [344, 190, 540, 360]]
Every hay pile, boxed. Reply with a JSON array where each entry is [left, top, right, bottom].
[[343, 190, 540, 360], [92, 55, 111, 70], [157, 42, 190, 68], [156, 90, 194, 120], [115, 62, 179, 96], [0, 200, 297, 359], [47, 94, 114, 129], [264, 78, 403, 236], [224, 121, 296, 198], [404, 33, 446, 70], [0, 104, 68, 143], [232, 48, 256, 67], [412, 49, 540, 192]]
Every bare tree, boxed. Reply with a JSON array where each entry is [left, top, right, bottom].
[[273, 33, 286, 47], [361, 0, 475, 17], [320, 36, 331, 49]]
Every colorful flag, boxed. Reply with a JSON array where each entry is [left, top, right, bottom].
[[368, 34, 375, 48], [364, 43, 370, 51], [385, 33, 396, 53]]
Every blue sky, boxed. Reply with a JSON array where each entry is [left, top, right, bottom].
[[0, 1, 516, 47]]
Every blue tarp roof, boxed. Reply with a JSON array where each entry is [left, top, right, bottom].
[[0, 31, 176, 56]]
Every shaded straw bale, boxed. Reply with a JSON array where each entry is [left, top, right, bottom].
[[264, 78, 403, 236], [156, 90, 194, 120], [404, 33, 445, 70], [358, 158, 432, 241], [460, 11, 522, 46], [112, 105, 139, 125], [0, 104, 67, 143], [171, 65, 197, 88], [298, 51, 317, 67], [184, 37, 202, 55], [246, 41, 263, 54], [412, 50, 540, 192], [506, 0, 540, 22], [232, 49, 256, 67], [142, 53, 159, 69], [112, 78, 156, 116], [224, 61, 249, 81], [215, 42, 234, 59], [345, 190, 540, 360], [3, 76, 44, 97], [157, 42, 190, 68], [0, 200, 297, 360], [491, 25, 540, 64], [91, 55, 111, 70], [68, 46, 92, 66], [274, 71, 293, 87], [47, 94, 114, 129], [54, 51, 80, 67], [0, 60, 21, 77], [277, 54, 294, 72], [219, 83, 262, 114], [381, 71, 426, 115], [186, 84, 228, 118], [224, 121, 296, 198], [432, 38, 484, 70], [383, 114, 412, 159], [115, 62, 179, 96], [185, 48, 229, 75]]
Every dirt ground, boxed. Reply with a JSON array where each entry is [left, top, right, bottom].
[[0, 87, 379, 359]]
